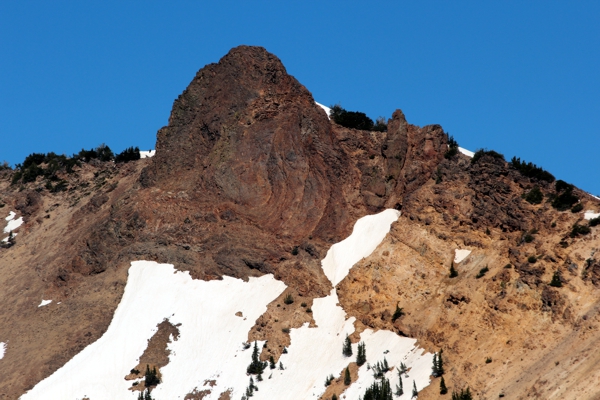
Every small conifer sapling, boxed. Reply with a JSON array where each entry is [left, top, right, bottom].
[[450, 263, 458, 278], [342, 334, 353, 357], [440, 376, 448, 394], [344, 367, 351, 385]]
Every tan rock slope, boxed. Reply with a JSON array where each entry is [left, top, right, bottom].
[[0, 45, 599, 399]]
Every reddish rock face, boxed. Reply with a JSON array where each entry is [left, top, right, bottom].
[[141, 45, 448, 242]]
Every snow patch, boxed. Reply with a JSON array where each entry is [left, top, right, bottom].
[[343, 330, 433, 400], [454, 249, 471, 264], [21, 262, 286, 400], [315, 102, 331, 119], [21, 209, 433, 399], [584, 210, 600, 220], [140, 150, 156, 159], [322, 209, 401, 287], [3, 211, 23, 233], [38, 300, 52, 307], [458, 147, 474, 157], [1, 233, 16, 243], [0, 342, 5, 360]]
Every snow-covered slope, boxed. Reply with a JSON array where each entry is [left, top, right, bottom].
[[21, 210, 433, 399], [322, 209, 401, 287]]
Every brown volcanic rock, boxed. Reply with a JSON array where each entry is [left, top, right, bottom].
[[0, 46, 451, 398]]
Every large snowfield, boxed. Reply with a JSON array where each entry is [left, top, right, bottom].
[[21, 210, 433, 399]]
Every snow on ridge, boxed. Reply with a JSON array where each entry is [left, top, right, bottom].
[[0, 342, 5, 360], [315, 102, 331, 119], [38, 300, 52, 308], [140, 150, 156, 159], [454, 249, 471, 264], [584, 210, 600, 220], [458, 147, 474, 157], [322, 209, 401, 287]]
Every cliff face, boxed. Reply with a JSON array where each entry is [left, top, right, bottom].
[[0, 46, 599, 399]]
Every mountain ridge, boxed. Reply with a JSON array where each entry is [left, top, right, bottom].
[[0, 45, 599, 399]]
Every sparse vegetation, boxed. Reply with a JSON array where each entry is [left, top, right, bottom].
[[471, 149, 505, 164], [528, 256, 537, 263], [510, 157, 555, 182], [247, 341, 267, 375], [391, 303, 405, 322], [329, 104, 387, 132], [283, 293, 294, 305], [144, 364, 160, 387], [342, 334, 353, 357], [395, 372, 403, 396], [360, 376, 393, 400], [440, 376, 448, 395], [344, 367, 351, 385], [452, 387, 473, 400], [476, 266, 489, 279], [551, 180, 579, 211], [571, 203, 583, 213], [325, 374, 334, 387], [330, 104, 373, 130], [444, 135, 459, 159], [590, 217, 600, 227], [115, 146, 141, 163], [524, 186, 544, 205], [550, 270, 563, 287], [449, 263, 458, 278], [371, 358, 390, 379], [356, 342, 367, 366], [291, 246, 299, 255], [570, 223, 591, 238], [485, 357, 492, 364]]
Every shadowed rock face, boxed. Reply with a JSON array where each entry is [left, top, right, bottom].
[[141, 45, 448, 242]]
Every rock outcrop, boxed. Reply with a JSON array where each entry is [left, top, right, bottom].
[[1, 45, 599, 400]]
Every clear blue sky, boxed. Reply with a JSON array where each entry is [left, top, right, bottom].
[[1, 1, 599, 195]]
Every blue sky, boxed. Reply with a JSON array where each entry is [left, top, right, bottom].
[[1, 1, 599, 195]]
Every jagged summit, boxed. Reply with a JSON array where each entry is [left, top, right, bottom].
[[1, 46, 599, 399]]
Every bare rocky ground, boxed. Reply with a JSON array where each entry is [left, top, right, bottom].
[[0, 46, 599, 399]]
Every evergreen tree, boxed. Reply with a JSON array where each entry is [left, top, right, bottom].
[[332, 395, 338, 400], [437, 349, 444, 375], [247, 341, 267, 374], [356, 342, 367, 366], [432, 353, 439, 376], [392, 303, 405, 322], [550, 270, 563, 287], [440, 377, 448, 395], [398, 362, 408, 375], [361, 376, 393, 400], [279, 361, 284, 370], [344, 367, 351, 385], [395, 373, 403, 396], [269, 355, 276, 369], [412, 380, 418, 398], [325, 374, 334, 387], [450, 263, 458, 278], [451, 387, 472, 400], [343, 334, 353, 357]]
